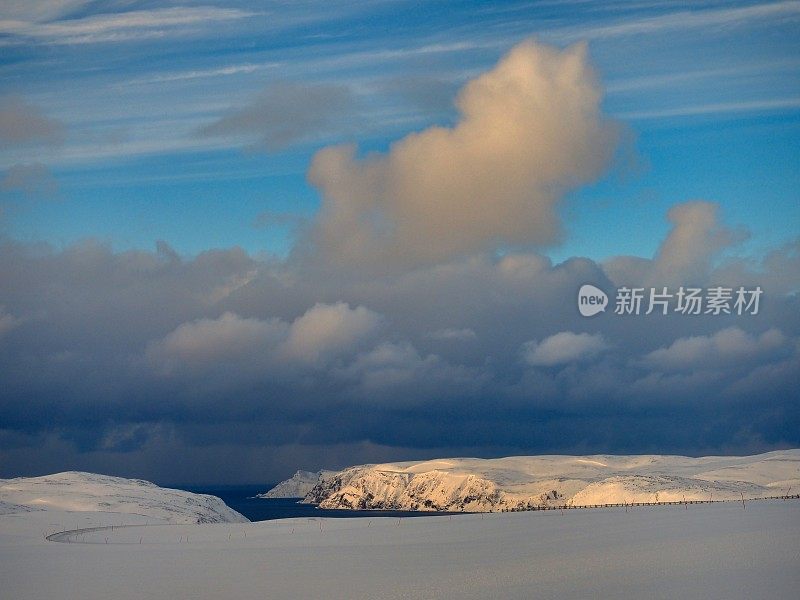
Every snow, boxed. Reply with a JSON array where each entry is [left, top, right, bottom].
[[0, 472, 248, 524], [1, 499, 798, 599], [257, 469, 336, 498], [302, 450, 800, 511]]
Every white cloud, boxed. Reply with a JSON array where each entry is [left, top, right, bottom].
[[281, 302, 382, 365], [619, 97, 800, 121], [307, 39, 618, 271], [146, 302, 383, 375], [554, 1, 800, 42], [145, 312, 287, 376], [642, 327, 787, 372], [0, 6, 256, 45], [523, 332, 609, 367], [603, 200, 746, 288]]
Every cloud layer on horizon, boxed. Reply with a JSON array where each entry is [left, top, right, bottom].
[[0, 197, 797, 482]]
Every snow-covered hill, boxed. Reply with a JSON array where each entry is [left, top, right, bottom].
[[257, 469, 336, 498], [0, 472, 248, 524], [302, 450, 800, 512]]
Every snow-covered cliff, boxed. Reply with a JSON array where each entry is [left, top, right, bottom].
[[302, 450, 800, 512], [257, 470, 335, 499], [0, 472, 248, 524]]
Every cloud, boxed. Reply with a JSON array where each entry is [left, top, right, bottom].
[[1, 163, 58, 196], [618, 97, 800, 121], [604, 201, 746, 287], [0, 202, 798, 482], [145, 311, 288, 377], [306, 39, 618, 271], [426, 328, 477, 341], [0, 6, 256, 45], [648, 201, 746, 286], [146, 301, 382, 376], [0, 97, 64, 148], [523, 332, 609, 367], [0, 1, 93, 22], [337, 341, 483, 404], [199, 82, 353, 150], [554, 1, 800, 42], [0, 306, 22, 338], [642, 327, 788, 373], [281, 302, 382, 365]]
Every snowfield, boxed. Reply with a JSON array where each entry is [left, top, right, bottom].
[[1, 499, 798, 599], [0, 472, 248, 524], [298, 450, 800, 512]]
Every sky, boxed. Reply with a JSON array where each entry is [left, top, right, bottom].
[[0, 0, 798, 485]]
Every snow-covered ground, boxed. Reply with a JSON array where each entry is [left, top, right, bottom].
[[257, 469, 336, 498], [301, 450, 800, 512], [0, 472, 247, 524], [1, 499, 798, 599]]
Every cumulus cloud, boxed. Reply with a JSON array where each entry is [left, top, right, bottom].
[[0, 96, 64, 148], [199, 82, 353, 150], [522, 331, 609, 366], [145, 312, 288, 376], [307, 39, 618, 270], [604, 200, 746, 287], [338, 341, 483, 404], [147, 302, 382, 377], [642, 327, 788, 372], [280, 302, 382, 365], [648, 201, 747, 286]]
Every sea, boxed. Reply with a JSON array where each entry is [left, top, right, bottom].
[[182, 485, 455, 522]]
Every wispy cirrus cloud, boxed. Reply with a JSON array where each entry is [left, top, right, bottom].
[[553, 1, 800, 41], [0, 5, 257, 45], [120, 62, 280, 87], [618, 97, 800, 120]]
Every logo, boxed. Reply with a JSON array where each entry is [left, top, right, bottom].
[[576, 284, 762, 317], [578, 284, 608, 317]]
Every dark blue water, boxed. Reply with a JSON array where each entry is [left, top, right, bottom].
[[181, 485, 455, 522]]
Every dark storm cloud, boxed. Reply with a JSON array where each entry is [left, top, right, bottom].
[[0, 198, 798, 483], [198, 82, 354, 151]]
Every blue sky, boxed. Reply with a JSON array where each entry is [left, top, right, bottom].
[[0, 1, 798, 484], [2, 0, 798, 260]]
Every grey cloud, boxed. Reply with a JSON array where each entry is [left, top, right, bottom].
[[378, 75, 459, 113], [426, 328, 477, 341], [0, 97, 65, 148], [0, 198, 797, 482], [199, 82, 354, 151], [1, 163, 58, 196]]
